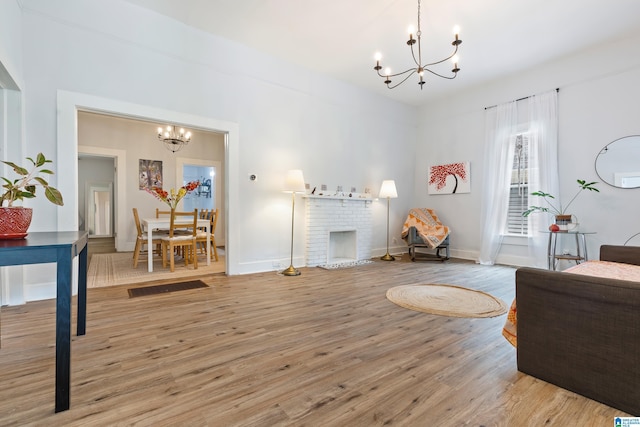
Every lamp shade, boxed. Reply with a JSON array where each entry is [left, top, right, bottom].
[[284, 169, 306, 193], [379, 180, 398, 198]]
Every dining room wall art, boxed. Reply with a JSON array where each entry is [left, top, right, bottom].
[[428, 161, 470, 194], [139, 159, 163, 190]]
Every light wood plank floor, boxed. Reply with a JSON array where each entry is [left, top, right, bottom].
[[87, 236, 116, 264], [0, 256, 629, 425]]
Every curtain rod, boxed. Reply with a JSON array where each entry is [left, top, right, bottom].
[[484, 88, 559, 110]]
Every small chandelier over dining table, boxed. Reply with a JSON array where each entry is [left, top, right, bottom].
[[373, 0, 462, 90], [157, 125, 192, 153]]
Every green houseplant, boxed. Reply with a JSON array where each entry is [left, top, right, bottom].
[[0, 153, 64, 238], [523, 179, 599, 230]]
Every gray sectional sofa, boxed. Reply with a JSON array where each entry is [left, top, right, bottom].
[[515, 245, 640, 415]]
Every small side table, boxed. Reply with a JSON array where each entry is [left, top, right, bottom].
[[543, 231, 596, 270]]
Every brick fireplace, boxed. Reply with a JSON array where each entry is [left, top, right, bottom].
[[304, 196, 373, 267]]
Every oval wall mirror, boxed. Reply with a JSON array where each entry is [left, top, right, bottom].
[[595, 135, 640, 188]]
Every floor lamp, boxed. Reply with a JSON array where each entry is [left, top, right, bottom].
[[379, 180, 398, 261], [283, 169, 306, 276]]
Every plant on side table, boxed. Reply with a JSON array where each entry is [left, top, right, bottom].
[[522, 179, 599, 231], [0, 153, 64, 239]]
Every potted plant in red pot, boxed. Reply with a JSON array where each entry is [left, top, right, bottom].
[[0, 153, 64, 239]]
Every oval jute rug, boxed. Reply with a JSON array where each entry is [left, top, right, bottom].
[[386, 284, 508, 318]]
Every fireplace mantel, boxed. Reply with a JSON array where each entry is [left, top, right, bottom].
[[302, 194, 372, 203]]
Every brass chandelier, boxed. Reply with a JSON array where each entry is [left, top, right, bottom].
[[157, 125, 192, 153], [373, 0, 462, 89]]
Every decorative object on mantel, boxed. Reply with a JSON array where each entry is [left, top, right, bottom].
[[373, 0, 461, 90], [379, 180, 398, 261], [282, 169, 306, 276], [305, 190, 372, 200], [428, 161, 470, 194], [0, 153, 64, 239], [157, 125, 192, 153], [523, 179, 599, 231]]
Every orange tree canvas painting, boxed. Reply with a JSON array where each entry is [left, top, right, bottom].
[[428, 161, 470, 194]]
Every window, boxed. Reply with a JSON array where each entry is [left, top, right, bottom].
[[505, 134, 529, 236], [479, 89, 558, 266]]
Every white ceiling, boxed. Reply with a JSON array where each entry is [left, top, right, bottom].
[[124, 0, 640, 106]]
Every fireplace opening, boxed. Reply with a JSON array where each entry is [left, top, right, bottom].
[[328, 230, 357, 264]]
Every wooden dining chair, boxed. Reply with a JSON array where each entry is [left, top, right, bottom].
[[156, 208, 172, 218], [196, 208, 219, 261], [132, 207, 164, 268], [160, 209, 199, 272]]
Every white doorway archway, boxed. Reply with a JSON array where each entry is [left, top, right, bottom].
[[56, 90, 240, 274]]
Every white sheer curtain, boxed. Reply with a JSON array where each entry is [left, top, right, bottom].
[[478, 89, 559, 266], [527, 90, 559, 267], [478, 101, 518, 265]]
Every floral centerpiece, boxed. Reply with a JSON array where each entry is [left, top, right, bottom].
[[145, 181, 200, 210]]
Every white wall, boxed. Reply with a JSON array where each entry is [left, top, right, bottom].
[[4, 0, 417, 301], [0, 0, 23, 90], [416, 30, 640, 266], [0, 0, 27, 306]]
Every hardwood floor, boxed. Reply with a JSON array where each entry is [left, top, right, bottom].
[[87, 236, 116, 264], [0, 256, 629, 425]]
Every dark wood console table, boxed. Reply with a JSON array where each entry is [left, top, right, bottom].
[[0, 231, 88, 413]]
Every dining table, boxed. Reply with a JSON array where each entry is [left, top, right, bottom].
[[141, 216, 210, 272]]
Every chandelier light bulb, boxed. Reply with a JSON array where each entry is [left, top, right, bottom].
[[451, 55, 460, 73], [453, 25, 460, 36], [374, 52, 382, 61], [408, 25, 415, 35], [385, 67, 391, 76]]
